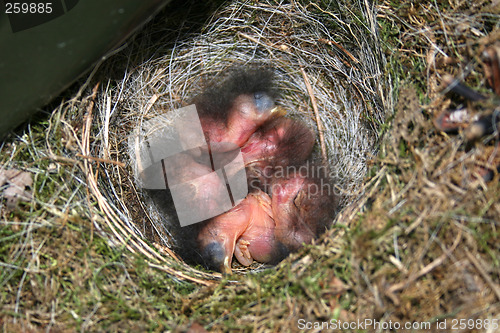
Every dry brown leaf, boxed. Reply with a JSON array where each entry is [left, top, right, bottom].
[[186, 322, 208, 333], [0, 168, 33, 210]]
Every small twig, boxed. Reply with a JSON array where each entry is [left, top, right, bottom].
[[318, 38, 360, 64], [152, 242, 181, 262], [465, 251, 500, 302], [405, 207, 429, 235], [238, 32, 277, 57], [300, 66, 328, 163], [102, 95, 111, 159], [389, 255, 409, 275], [82, 82, 100, 246], [81, 83, 100, 157], [143, 94, 159, 114]]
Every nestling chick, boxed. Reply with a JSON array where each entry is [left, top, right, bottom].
[[242, 116, 316, 192], [161, 150, 237, 220], [270, 165, 338, 252], [194, 68, 283, 149], [196, 190, 287, 274]]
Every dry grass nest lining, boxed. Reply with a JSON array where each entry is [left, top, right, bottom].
[[78, 0, 390, 282]]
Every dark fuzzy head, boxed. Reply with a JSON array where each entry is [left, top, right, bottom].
[[193, 66, 279, 122]]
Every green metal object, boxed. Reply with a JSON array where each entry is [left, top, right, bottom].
[[0, 0, 170, 139]]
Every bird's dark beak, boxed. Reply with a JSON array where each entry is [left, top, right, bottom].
[[200, 241, 234, 274]]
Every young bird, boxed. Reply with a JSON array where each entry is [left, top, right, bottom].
[[193, 68, 283, 150], [270, 165, 338, 252], [241, 116, 316, 192], [196, 190, 287, 274]]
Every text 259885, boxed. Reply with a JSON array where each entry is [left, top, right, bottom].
[[5, 2, 53, 14]]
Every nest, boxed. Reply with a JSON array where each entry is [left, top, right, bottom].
[[4, 1, 500, 330], [83, 0, 390, 281]]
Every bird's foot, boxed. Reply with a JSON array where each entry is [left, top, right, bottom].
[[254, 190, 273, 218], [235, 239, 253, 266]]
